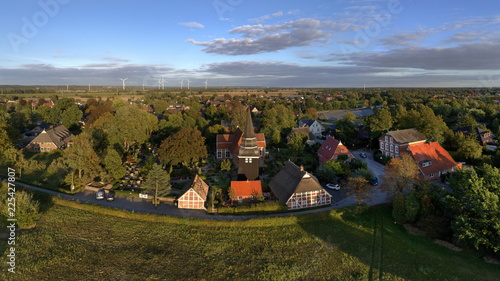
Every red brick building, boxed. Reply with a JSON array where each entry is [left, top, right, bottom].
[[177, 175, 209, 210], [269, 161, 332, 210], [318, 137, 355, 163], [26, 124, 73, 152], [407, 141, 462, 180], [378, 128, 427, 158]]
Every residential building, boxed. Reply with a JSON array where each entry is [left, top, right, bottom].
[[269, 161, 332, 210], [317, 137, 355, 163], [229, 180, 262, 203], [286, 127, 316, 145], [378, 128, 427, 158], [455, 127, 497, 146], [177, 175, 209, 210], [298, 118, 324, 138], [26, 125, 74, 152], [407, 141, 462, 180]]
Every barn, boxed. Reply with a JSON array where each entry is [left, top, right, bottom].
[[177, 175, 209, 210], [269, 161, 332, 210]]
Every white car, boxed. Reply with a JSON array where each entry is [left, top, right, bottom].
[[326, 183, 340, 190]]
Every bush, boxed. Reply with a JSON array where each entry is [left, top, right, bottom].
[[0, 190, 40, 229], [217, 202, 287, 215]]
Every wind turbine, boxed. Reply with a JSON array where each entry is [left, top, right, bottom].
[[187, 79, 191, 90], [161, 77, 166, 90], [158, 78, 162, 89], [179, 80, 184, 89], [204, 79, 208, 90], [119, 78, 128, 90]]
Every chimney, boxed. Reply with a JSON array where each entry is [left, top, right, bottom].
[[300, 165, 304, 172]]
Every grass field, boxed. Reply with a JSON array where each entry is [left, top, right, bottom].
[[0, 199, 499, 281]]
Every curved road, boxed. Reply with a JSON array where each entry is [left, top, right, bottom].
[[11, 156, 389, 221]]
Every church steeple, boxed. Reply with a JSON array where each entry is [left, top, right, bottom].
[[237, 107, 261, 180]]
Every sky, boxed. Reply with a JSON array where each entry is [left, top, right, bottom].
[[1, 0, 500, 88]]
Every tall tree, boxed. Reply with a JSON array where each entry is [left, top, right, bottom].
[[108, 105, 157, 151], [447, 167, 500, 252], [64, 134, 101, 187], [345, 176, 371, 204], [158, 127, 208, 167], [366, 107, 393, 138], [382, 153, 420, 196], [104, 148, 125, 183], [61, 104, 82, 128], [142, 163, 171, 208]]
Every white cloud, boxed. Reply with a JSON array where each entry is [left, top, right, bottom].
[[179, 22, 205, 29]]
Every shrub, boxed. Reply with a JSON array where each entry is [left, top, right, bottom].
[[0, 190, 40, 229]]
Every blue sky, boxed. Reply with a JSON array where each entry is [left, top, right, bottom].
[[1, 0, 500, 87]]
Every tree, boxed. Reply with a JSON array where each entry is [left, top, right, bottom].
[[108, 105, 157, 151], [64, 134, 101, 188], [404, 191, 420, 222], [456, 135, 483, 161], [4, 148, 28, 179], [345, 176, 371, 204], [287, 131, 308, 155], [392, 191, 406, 223], [61, 104, 82, 128], [366, 107, 393, 138], [142, 163, 171, 208], [334, 117, 358, 145], [158, 127, 208, 167], [0, 126, 13, 162], [446, 167, 500, 252], [104, 148, 125, 183], [382, 153, 419, 196], [0, 186, 40, 229]]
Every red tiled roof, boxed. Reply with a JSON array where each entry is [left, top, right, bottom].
[[317, 137, 354, 163], [216, 129, 265, 154], [230, 180, 262, 198], [408, 142, 461, 176]]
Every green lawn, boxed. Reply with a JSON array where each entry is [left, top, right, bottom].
[[0, 199, 499, 281]]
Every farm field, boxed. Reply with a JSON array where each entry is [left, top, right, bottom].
[[1, 199, 499, 281]]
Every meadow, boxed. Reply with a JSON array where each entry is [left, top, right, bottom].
[[0, 198, 499, 281]]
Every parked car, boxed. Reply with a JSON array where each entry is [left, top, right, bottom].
[[326, 183, 340, 190], [106, 190, 115, 201], [360, 152, 367, 158], [95, 189, 105, 200], [370, 177, 379, 186]]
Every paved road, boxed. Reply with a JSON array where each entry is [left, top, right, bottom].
[[10, 155, 391, 221]]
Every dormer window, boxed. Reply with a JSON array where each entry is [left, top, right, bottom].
[[421, 160, 432, 167]]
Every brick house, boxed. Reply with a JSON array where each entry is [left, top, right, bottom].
[[317, 137, 355, 163], [407, 141, 462, 180], [269, 161, 332, 210], [26, 124, 74, 152], [298, 119, 325, 138], [229, 180, 263, 203], [378, 128, 427, 158], [177, 174, 209, 210], [455, 127, 497, 146]]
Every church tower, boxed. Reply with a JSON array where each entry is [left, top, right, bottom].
[[237, 108, 261, 180]]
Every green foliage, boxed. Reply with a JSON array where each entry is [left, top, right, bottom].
[[334, 117, 358, 146], [287, 131, 308, 155], [0, 187, 40, 229], [158, 127, 207, 166], [404, 192, 420, 222], [446, 166, 500, 252], [142, 163, 171, 198], [366, 107, 393, 138], [108, 105, 157, 151], [104, 148, 125, 183], [220, 159, 232, 172], [217, 202, 288, 214], [392, 191, 406, 223], [64, 134, 101, 186]]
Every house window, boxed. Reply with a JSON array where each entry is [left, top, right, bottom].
[[395, 146, 399, 153], [385, 143, 388, 150], [385, 136, 388, 142], [245, 158, 252, 163], [390, 144, 393, 152], [217, 150, 222, 158], [390, 137, 393, 143], [429, 173, 434, 178], [340, 149, 344, 153], [380, 142, 384, 150], [225, 150, 231, 158], [238, 196, 242, 203], [390, 153, 394, 158]]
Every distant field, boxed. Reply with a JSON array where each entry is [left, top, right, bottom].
[[0, 200, 499, 281]]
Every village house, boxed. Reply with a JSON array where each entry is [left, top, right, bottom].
[[379, 128, 461, 180], [287, 127, 316, 146], [269, 161, 332, 210], [379, 128, 427, 158], [26, 124, 74, 152], [317, 137, 355, 163], [407, 141, 462, 180], [298, 118, 325, 138], [177, 174, 209, 210], [455, 127, 497, 146], [229, 180, 263, 203]]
